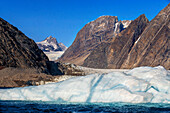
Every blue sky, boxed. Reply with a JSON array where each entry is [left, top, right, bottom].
[[0, 0, 169, 47]]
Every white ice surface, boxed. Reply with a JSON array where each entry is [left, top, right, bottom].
[[44, 51, 65, 61], [37, 40, 59, 50], [0, 66, 169, 103]]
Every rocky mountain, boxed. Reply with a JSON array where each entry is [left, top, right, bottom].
[[59, 42, 67, 51], [83, 14, 149, 68], [0, 18, 84, 87], [83, 4, 170, 69], [59, 16, 131, 65], [121, 3, 170, 69], [37, 36, 67, 61], [0, 17, 49, 72], [37, 36, 67, 52]]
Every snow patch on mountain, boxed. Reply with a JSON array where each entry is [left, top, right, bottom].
[[44, 51, 65, 61], [36, 36, 67, 61], [0, 66, 169, 103], [122, 20, 132, 28]]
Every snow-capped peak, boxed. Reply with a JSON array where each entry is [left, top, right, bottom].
[[36, 36, 66, 52], [36, 36, 67, 61]]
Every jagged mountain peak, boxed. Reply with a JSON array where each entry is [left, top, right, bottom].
[[44, 36, 58, 44], [59, 15, 131, 65], [37, 36, 63, 52], [83, 4, 169, 70], [36, 36, 67, 61], [83, 14, 149, 69]]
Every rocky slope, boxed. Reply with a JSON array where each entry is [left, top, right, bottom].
[[121, 3, 170, 69], [83, 4, 170, 69], [0, 17, 49, 72], [59, 16, 131, 65], [0, 18, 84, 87], [0, 66, 84, 87], [83, 14, 149, 68]]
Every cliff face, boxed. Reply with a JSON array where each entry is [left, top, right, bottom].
[[83, 14, 149, 68], [0, 17, 49, 72], [84, 3, 170, 69], [59, 16, 131, 65], [121, 3, 170, 69]]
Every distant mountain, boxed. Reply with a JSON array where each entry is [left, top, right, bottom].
[[84, 3, 170, 69], [59, 42, 67, 51], [59, 16, 131, 65], [37, 36, 67, 52], [37, 36, 67, 61]]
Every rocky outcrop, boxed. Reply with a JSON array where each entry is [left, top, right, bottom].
[[53, 62, 85, 76], [121, 3, 170, 69], [83, 3, 170, 69], [59, 16, 131, 65], [0, 17, 49, 72], [0, 68, 55, 87], [0, 67, 80, 87], [83, 14, 149, 68]]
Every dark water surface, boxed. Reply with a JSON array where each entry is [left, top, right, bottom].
[[0, 100, 170, 113]]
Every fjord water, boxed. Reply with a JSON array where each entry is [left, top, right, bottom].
[[0, 101, 170, 112]]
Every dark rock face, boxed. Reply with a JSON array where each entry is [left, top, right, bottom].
[[55, 62, 85, 76], [0, 17, 49, 72], [83, 14, 149, 68], [84, 3, 170, 70], [121, 3, 170, 69], [46, 61, 85, 76], [59, 16, 131, 65]]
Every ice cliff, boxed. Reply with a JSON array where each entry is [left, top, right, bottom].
[[0, 66, 169, 103]]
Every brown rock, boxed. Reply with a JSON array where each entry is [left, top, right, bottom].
[[59, 16, 131, 65], [83, 14, 149, 68], [0, 68, 55, 87], [121, 3, 170, 69], [0, 17, 49, 72], [83, 4, 170, 70]]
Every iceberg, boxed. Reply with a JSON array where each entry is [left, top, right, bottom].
[[0, 66, 169, 103]]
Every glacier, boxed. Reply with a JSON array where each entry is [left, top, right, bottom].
[[0, 66, 170, 103]]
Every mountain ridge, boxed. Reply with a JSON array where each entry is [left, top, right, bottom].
[[83, 3, 170, 69], [0, 17, 49, 72], [37, 36, 67, 52], [59, 16, 131, 65], [37, 36, 67, 61], [83, 14, 149, 68]]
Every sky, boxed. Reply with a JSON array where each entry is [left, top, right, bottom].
[[0, 0, 169, 47]]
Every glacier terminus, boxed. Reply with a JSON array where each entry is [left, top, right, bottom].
[[0, 66, 169, 103]]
